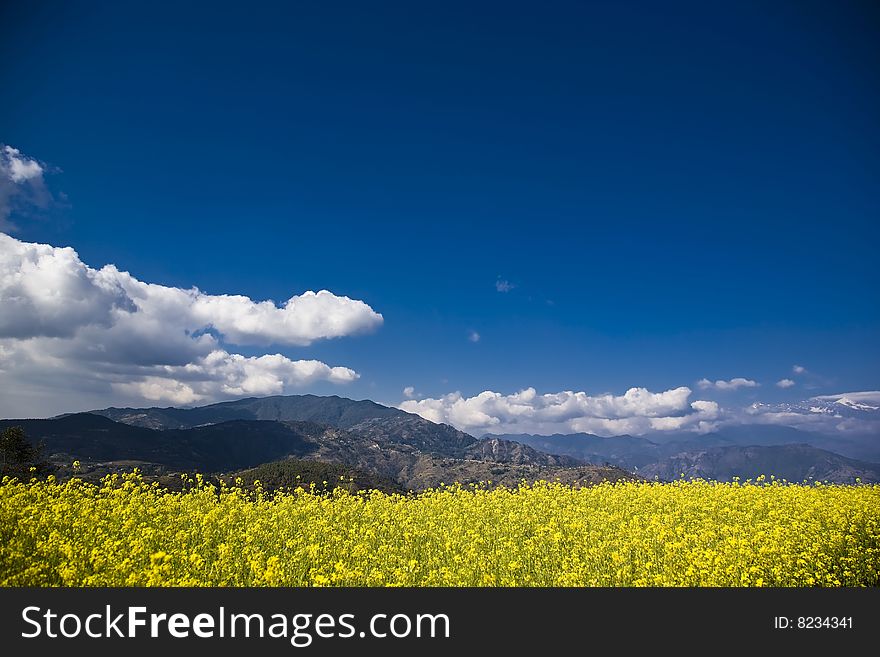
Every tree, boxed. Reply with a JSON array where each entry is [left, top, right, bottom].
[[0, 426, 49, 478]]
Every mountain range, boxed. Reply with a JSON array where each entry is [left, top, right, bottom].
[[89, 395, 406, 431], [3, 394, 877, 487], [492, 424, 880, 483], [637, 444, 880, 483], [1, 395, 627, 491]]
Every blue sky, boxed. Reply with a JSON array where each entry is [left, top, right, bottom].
[[1, 1, 878, 434]]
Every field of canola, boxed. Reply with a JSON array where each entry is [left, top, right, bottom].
[[1, 473, 878, 587]]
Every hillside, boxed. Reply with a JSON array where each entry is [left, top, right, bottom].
[[464, 437, 582, 467], [395, 455, 633, 490], [0, 415, 326, 471], [227, 458, 405, 495], [495, 432, 662, 468]]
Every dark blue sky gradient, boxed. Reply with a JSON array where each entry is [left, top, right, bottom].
[[1, 0, 877, 404]]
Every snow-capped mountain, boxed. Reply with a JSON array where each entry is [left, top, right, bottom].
[[745, 391, 880, 426], [813, 391, 880, 413]]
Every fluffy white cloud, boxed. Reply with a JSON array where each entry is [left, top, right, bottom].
[[0, 235, 135, 338], [697, 377, 758, 391], [0, 233, 382, 345], [400, 384, 880, 437], [0, 234, 378, 415], [776, 378, 795, 388], [793, 364, 807, 374], [113, 350, 358, 405], [402, 385, 416, 399], [0, 145, 50, 231], [399, 386, 718, 436]]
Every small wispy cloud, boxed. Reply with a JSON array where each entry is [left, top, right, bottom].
[[776, 378, 795, 389], [495, 278, 515, 293], [697, 377, 759, 391], [793, 364, 807, 375], [0, 144, 52, 231], [468, 330, 481, 343], [403, 386, 416, 399]]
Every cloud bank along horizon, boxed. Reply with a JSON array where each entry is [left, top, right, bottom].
[[398, 388, 880, 437], [0, 231, 382, 412]]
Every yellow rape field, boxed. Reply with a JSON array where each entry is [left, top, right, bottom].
[[1, 473, 878, 587]]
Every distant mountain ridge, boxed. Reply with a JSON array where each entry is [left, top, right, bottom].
[[638, 444, 880, 484], [3, 395, 628, 490], [492, 432, 663, 468], [88, 394, 407, 430], [492, 427, 880, 483]]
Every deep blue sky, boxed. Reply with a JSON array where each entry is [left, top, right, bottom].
[[2, 0, 878, 408]]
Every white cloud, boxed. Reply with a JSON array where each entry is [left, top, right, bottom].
[[399, 385, 717, 436], [495, 279, 514, 292], [697, 377, 758, 391], [742, 404, 835, 428], [4, 146, 43, 183], [468, 330, 480, 342], [812, 391, 880, 405], [776, 378, 795, 388], [113, 351, 358, 404], [403, 385, 416, 399], [0, 233, 382, 345], [793, 364, 807, 374], [0, 234, 378, 416], [648, 400, 720, 432], [399, 383, 880, 438], [0, 145, 51, 231], [0, 235, 135, 339]]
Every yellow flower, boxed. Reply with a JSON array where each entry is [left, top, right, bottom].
[[0, 473, 877, 587]]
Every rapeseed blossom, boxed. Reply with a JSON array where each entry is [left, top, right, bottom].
[[1, 473, 877, 587]]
